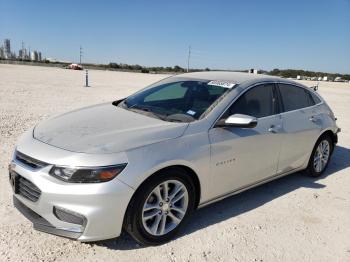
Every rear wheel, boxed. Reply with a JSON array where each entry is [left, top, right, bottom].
[[306, 135, 333, 177], [124, 168, 196, 245]]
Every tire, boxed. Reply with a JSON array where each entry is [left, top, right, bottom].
[[124, 168, 196, 246], [305, 134, 333, 177]]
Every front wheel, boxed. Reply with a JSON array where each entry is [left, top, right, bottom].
[[124, 169, 196, 245], [306, 135, 333, 177]]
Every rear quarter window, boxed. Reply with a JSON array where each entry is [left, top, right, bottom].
[[310, 91, 322, 104]]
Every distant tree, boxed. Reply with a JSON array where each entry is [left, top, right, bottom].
[[132, 64, 142, 70], [205, 67, 210, 71], [339, 74, 350, 81], [270, 68, 280, 75], [173, 65, 184, 72], [108, 63, 120, 69], [258, 70, 268, 74]]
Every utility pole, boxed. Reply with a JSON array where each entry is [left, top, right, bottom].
[[187, 45, 191, 72], [79, 46, 83, 65]]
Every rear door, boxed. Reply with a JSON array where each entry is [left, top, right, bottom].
[[208, 83, 283, 196], [276, 83, 322, 173]]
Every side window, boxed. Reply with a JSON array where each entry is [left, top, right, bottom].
[[278, 84, 315, 112], [225, 84, 275, 118], [144, 82, 187, 102], [310, 91, 321, 104]]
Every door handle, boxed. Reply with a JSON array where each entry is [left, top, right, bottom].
[[309, 116, 317, 122], [268, 125, 278, 133]]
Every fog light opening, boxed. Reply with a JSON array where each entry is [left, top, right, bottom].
[[53, 206, 87, 226]]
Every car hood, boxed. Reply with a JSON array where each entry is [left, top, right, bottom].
[[33, 103, 189, 154]]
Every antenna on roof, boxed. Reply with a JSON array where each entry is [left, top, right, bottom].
[[310, 82, 319, 91]]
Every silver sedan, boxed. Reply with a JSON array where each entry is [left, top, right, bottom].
[[9, 71, 340, 245]]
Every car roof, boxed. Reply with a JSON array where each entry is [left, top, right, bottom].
[[176, 71, 283, 85]]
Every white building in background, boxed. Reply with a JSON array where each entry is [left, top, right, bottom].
[[19, 48, 28, 60], [18, 49, 23, 59], [0, 38, 43, 61], [30, 51, 38, 61], [4, 39, 11, 59], [46, 57, 58, 62], [248, 69, 258, 74], [323, 76, 328, 81]]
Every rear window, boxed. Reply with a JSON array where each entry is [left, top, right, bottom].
[[278, 84, 315, 112]]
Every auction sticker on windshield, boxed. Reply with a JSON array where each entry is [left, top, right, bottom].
[[208, 80, 236, 88]]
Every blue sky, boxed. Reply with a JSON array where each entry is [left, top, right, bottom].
[[1, 0, 349, 73]]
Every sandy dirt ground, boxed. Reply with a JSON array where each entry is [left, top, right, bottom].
[[0, 64, 349, 262]]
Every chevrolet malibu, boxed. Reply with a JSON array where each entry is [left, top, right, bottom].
[[9, 71, 340, 245]]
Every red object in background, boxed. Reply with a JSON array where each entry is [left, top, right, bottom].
[[68, 63, 83, 70]]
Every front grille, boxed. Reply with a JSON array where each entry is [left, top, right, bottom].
[[18, 175, 41, 202], [13, 196, 47, 224], [15, 151, 48, 170]]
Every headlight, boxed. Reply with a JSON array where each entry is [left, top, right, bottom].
[[49, 164, 127, 183]]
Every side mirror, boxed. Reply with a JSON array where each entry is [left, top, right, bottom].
[[215, 114, 258, 128]]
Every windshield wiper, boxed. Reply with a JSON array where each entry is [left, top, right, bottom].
[[128, 103, 149, 110], [127, 104, 167, 121]]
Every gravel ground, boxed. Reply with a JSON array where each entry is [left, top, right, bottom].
[[0, 64, 349, 262]]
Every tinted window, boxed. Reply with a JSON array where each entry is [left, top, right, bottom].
[[225, 84, 275, 118], [278, 84, 315, 112], [310, 91, 321, 104], [123, 78, 231, 122], [144, 82, 187, 102]]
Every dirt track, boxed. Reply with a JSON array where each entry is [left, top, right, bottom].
[[0, 64, 349, 262]]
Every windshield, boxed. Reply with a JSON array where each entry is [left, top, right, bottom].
[[119, 77, 234, 122]]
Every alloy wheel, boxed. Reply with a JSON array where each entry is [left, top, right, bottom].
[[313, 140, 330, 173], [141, 180, 189, 236]]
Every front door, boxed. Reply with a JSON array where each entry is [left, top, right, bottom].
[[208, 83, 282, 197]]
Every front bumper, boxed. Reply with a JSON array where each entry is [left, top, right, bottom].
[[10, 161, 135, 242], [13, 196, 83, 239]]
